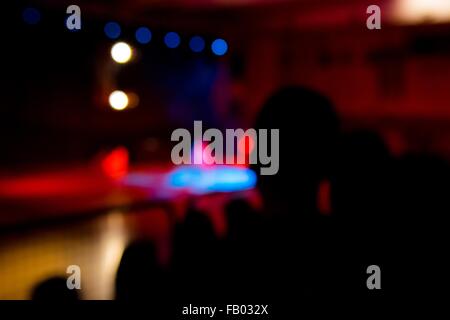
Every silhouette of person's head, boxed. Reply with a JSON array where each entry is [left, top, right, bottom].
[[32, 276, 79, 301], [115, 240, 166, 300], [170, 208, 220, 299], [253, 86, 339, 215], [330, 130, 392, 223]]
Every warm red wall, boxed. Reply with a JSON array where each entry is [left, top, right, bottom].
[[225, 23, 450, 157]]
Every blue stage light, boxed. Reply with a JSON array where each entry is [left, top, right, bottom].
[[189, 36, 205, 53], [104, 22, 121, 39], [211, 39, 228, 56], [22, 7, 41, 25], [135, 27, 152, 44], [167, 166, 257, 194], [164, 32, 181, 49]]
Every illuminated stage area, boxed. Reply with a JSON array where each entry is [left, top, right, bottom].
[[0, 162, 257, 225], [0, 158, 260, 299]]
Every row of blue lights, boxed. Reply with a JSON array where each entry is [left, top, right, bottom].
[[105, 22, 228, 56], [22, 7, 228, 56]]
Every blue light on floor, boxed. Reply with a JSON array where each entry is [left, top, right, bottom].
[[167, 166, 257, 194]]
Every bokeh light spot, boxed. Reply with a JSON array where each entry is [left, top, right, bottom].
[[111, 42, 133, 64], [211, 38, 228, 56], [189, 36, 205, 53], [164, 32, 181, 49], [109, 90, 129, 111], [135, 27, 152, 44], [104, 22, 121, 39]]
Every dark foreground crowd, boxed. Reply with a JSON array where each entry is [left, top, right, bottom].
[[32, 86, 449, 301]]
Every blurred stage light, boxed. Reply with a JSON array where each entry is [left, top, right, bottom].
[[238, 135, 255, 156], [104, 22, 121, 39], [22, 7, 41, 25], [164, 32, 181, 49], [189, 36, 205, 53], [135, 27, 152, 44], [109, 90, 129, 111], [393, 0, 450, 24], [167, 166, 257, 194], [111, 42, 133, 63], [211, 39, 228, 56], [101, 147, 129, 180]]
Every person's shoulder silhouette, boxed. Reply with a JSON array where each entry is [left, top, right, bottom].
[[115, 239, 167, 300], [32, 276, 79, 301]]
